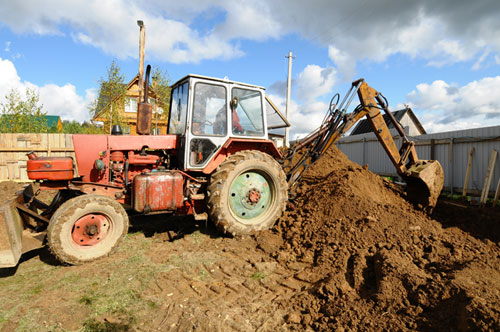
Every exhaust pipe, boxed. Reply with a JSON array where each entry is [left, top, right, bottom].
[[136, 64, 152, 135]]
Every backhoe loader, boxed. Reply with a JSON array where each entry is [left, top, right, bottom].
[[0, 74, 444, 268]]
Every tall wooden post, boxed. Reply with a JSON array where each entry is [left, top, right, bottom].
[[462, 147, 474, 198], [138, 20, 146, 102], [480, 149, 498, 207]]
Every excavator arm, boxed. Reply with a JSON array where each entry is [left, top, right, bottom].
[[284, 78, 444, 211]]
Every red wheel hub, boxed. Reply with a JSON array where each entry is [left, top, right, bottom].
[[247, 188, 261, 205], [72, 214, 109, 246]]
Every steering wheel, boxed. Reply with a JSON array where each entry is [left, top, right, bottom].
[[234, 128, 244, 134]]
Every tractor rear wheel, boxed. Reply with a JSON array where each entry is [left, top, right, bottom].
[[207, 150, 288, 235], [47, 195, 129, 265]]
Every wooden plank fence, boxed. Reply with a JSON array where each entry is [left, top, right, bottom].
[[0, 134, 75, 181]]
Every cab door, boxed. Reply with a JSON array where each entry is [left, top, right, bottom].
[[184, 78, 230, 170], [167, 80, 190, 168]]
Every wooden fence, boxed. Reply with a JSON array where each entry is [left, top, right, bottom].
[[0, 134, 75, 181]]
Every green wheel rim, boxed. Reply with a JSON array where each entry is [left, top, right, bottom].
[[228, 171, 273, 222]]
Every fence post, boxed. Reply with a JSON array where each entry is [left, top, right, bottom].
[[430, 139, 435, 160], [449, 138, 454, 196], [362, 137, 366, 166], [480, 149, 498, 207], [462, 147, 475, 199]]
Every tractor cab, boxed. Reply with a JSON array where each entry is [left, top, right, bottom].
[[168, 75, 289, 171]]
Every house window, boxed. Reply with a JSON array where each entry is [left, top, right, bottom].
[[125, 97, 138, 113]]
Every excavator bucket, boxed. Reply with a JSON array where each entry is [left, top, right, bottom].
[[404, 160, 444, 212], [0, 198, 24, 267]]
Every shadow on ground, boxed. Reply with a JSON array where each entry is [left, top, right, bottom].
[[432, 198, 500, 244]]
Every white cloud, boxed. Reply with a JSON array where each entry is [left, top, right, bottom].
[[328, 46, 356, 80], [268, 63, 337, 138], [296, 65, 337, 102], [4, 41, 10, 52], [406, 76, 500, 132], [0, 0, 243, 63], [267, 92, 328, 139], [0, 57, 92, 122], [269, 1, 500, 71], [38, 84, 95, 123], [1, 0, 499, 67]]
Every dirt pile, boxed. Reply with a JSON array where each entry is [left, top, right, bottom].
[[275, 146, 500, 331], [0, 181, 22, 202]]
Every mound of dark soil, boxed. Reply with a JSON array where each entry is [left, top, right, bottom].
[[276, 146, 500, 331]]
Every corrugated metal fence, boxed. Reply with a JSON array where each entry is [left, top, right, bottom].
[[337, 125, 500, 196], [0, 134, 75, 181], [1, 129, 499, 197]]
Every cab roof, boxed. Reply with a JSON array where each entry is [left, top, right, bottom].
[[171, 74, 265, 90]]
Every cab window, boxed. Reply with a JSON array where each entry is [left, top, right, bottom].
[[192, 83, 227, 136], [168, 81, 189, 134], [231, 88, 264, 136]]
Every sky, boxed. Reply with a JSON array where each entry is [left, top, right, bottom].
[[0, 0, 500, 138]]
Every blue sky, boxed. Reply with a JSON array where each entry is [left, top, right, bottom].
[[0, 0, 500, 138]]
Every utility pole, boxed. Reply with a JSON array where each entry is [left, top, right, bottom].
[[285, 51, 294, 147], [137, 20, 145, 102]]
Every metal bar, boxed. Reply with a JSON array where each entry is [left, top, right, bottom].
[[15, 203, 50, 224]]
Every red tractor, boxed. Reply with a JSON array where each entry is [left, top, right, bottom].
[[0, 68, 290, 266], [0, 72, 444, 268]]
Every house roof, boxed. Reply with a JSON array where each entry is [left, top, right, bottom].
[[93, 73, 157, 120], [46, 115, 63, 132], [349, 107, 426, 136], [0, 114, 62, 131]]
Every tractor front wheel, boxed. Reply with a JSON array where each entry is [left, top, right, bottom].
[[47, 195, 129, 265], [207, 150, 288, 236]]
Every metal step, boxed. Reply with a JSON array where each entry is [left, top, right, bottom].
[[191, 193, 205, 200], [193, 212, 208, 221]]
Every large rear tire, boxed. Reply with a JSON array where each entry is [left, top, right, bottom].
[[207, 150, 288, 235], [47, 195, 129, 265]]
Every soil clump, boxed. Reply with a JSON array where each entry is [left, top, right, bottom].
[[275, 146, 500, 331]]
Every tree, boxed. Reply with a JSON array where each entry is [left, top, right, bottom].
[[0, 88, 48, 133], [88, 60, 127, 133], [59, 120, 83, 134], [151, 66, 171, 122], [81, 121, 104, 134]]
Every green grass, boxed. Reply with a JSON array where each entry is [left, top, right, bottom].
[[250, 272, 266, 280], [0, 234, 171, 331], [0, 229, 224, 331], [82, 317, 133, 332]]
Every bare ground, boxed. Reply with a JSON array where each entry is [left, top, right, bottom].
[[1, 146, 499, 332]]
